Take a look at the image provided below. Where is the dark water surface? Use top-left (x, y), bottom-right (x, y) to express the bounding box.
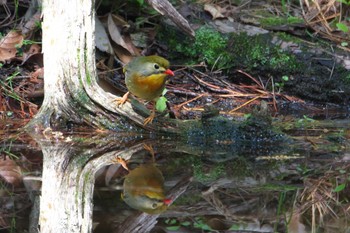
top-left (0, 116), bottom-right (349, 233)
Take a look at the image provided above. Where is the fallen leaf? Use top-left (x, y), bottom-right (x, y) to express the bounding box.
top-left (0, 156), bottom-right (23, 187)
top-left (287, 212), bottom-right (306, 233)
top-left (0, 216), bottom-right (9, 229)
top-left (95, 16), bottom-right (114, 54)
top-left (112, 45), bottom-right (133, 64)
top-left (107, 14), bottom-right (139, 56)
top-left (0, 31), bottom-right (23, 62)
top-left (109, 14), bottom-right (130, 28)
top-left (204, 4), bottom-right (225, 20)
top-left (21, 44), bottom-right (43, 67)
top-left (29, 67), bottom-right (44, 83)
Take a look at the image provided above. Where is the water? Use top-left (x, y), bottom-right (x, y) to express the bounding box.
top-left (0, 116), bottom-right (349, 233)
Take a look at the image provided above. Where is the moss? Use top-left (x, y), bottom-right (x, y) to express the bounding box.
top-left (193, 159), bottom-right (225, 183)
top-left (174, 193), bottom-right (202, 205)
top-left (159, 26), bottom-right (233, 69)
top-left (260, 16), bottom-right (303, 27)
top-left (276, 32), bottom-right (301, 43)
top-left (83, 48), bottom-right (92, 85)
top-left (228, 33), bottom-right (301, 73)
top-left (229, 157), bottom-right (251, 177)
top-left (159, 26), bottom-right (301, 74)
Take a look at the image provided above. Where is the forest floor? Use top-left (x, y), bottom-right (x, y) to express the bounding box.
top-left (0, 0), bottom-right (349, 121)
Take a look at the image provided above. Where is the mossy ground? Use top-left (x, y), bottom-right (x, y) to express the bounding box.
top-left (159, 25), bottom-right (350, 105)
top-left (259, 16), bottom-right (304, 27)
top-left (159, 26), bottom-right (301, 74)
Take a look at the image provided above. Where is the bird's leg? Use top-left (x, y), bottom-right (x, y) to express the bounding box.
top-left (143, 104), bottom-right (156, 125)
top-left (114, 91), bottom-right (129, 107)
top-left (143, 144), bottom-right (155, 162)
top-left (111, 156), bottom-right (129, 171)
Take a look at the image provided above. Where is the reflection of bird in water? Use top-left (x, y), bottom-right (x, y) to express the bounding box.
top-left (116, 154), bottom-right (171, 214)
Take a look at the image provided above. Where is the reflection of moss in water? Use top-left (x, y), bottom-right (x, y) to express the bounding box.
top-left (229, 157), bottom-right (251, 177)
top-left (327, 130), bottom-right (346, 144)
top-left (174, 192), bottom-right (203, 206)
top-left (193, 158), bottom-right (225, 183)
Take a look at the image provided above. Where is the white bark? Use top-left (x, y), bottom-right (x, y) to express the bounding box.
top-left (29, 0), bottom-right (146, 131)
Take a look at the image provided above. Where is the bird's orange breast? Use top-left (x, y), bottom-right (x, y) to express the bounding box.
top-left (126, 73), bottom-right (167, 101)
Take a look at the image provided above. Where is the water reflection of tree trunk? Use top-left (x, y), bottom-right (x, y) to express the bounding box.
top-left (34, 133), bottom-right (192, 233)
top-left (37, 135), bottom-right (145, 232)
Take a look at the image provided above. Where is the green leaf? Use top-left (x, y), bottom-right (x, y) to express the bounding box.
top-left (156, 96), bottom-right (167, 112)
top-left (336, 23), bottom-right (349, 33)
top-left (341, 42), bottom-right (348, 47)
top-left (166, 225), bottom-right (180, 231)
top-left (136, 0), bottom-right (144, 6)
top-left (303, 115), bottom-right (315, 122)
top-left (181, 221), bottom-right (191, 226)
top-left (339, 169), bottom-right (346, 174)
top-left (336, 0), bottom-right (350, 4)
top-left (282, 75), bottom-right (289, 81)
top-left (333, 183), bottom-right (346, 192)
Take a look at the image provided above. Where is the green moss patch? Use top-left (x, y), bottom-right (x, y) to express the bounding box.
top-left (260, 16), bottom-right (304, 27)
top-left (160, 26), bottom-right (301, 74)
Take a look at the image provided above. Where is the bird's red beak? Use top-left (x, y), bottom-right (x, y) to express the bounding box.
top-left (163, 198), bottom-right (172, 205)
top-left (164, 69), bottom-right (174, 76)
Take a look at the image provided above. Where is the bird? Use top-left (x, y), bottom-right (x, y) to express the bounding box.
top-left (117, 55), bottom-right (174, 125)
top-left (120, 161), bottom-right (171, 214)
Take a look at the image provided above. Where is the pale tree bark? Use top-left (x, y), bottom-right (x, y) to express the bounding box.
top-left (25, 0), bottom-right (137, 131)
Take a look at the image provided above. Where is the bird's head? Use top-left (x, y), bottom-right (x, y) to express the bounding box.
top-left (124, 55), bottom-right (174, 77)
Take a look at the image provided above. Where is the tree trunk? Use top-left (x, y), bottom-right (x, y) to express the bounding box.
top-left (24, 0), bottom-right (150, 131)
top-left (24, 0), bottom-right (193, 133)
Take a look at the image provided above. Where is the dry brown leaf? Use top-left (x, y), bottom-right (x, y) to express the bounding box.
top-left (0, 156), bottom-right (23, 187)
top-left (107, 14), bottom-right (139, 56)
top-left (21, 44), bottom-right (43, 67)
top-left (112, 45), bottom-right (133, 64)
top-left (0, 216), bottom-right (9, 229)
top-left (109, 14), bottom-right (129, 28)
top-left (204, 4), bottom-right (225, 20)
top-left (0, 31), bottom-right (23, 62)
top-left (287, 212), bottom-right (306, 233)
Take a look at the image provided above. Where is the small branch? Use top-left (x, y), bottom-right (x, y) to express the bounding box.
top-left (146, 0), bottom-right (195, 37)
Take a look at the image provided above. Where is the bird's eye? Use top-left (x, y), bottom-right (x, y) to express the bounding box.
top-left (152, 203), bottom-right (158, 209)
top-left (154, 64), bottom-right (160, 69)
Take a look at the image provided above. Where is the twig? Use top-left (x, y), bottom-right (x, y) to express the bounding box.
top-left (229, 95), bottom-right (265, 113)
top-left (236, 69), bottom-right (264, 89)
top-left (173, 93), bottom-right (207, 110)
